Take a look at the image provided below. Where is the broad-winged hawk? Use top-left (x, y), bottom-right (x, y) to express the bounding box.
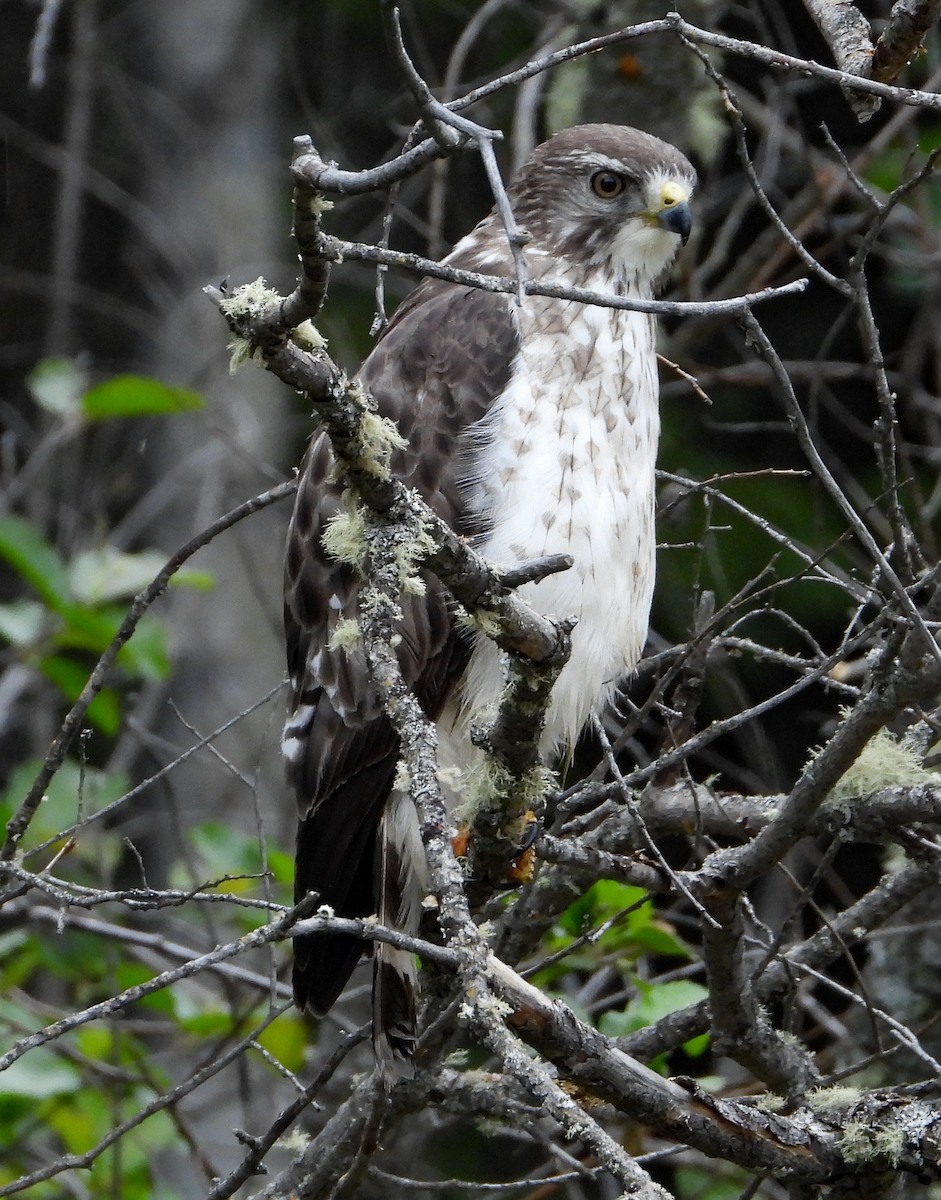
top-left (283, 124), bottom-right (695, 1072)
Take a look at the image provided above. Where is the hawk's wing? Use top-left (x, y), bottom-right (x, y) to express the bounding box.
top-left (284, 277), bottom-right (520, 1015)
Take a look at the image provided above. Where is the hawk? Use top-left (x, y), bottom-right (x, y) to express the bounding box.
top-left (283, 124), bottom-right (695, 1073)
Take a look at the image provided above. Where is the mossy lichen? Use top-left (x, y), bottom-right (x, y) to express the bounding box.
top-left (806, 1086), bottom-right (862, 1113)
top-left (822, 718), bottom-right (935, 802)
top-left (352, 401), bottom-right (407, 479)
top-left (394, 518), bottom-right (436, 596)
top-left (393, 759), bottom-right (411, 794)
top-left (226, 336), bottom-right (264, 375)
top-left (457, 609), bottom-right (505, 640)
top-left (292, 320), bottom-right (327, 352)
top-left (219, 278), bottom-right (282, 374)
top-left (322, 503), bottom-right (368, 569)
top-left (219, 277), bottom-right (280, 319)
top-left (328, 618), bottom-right (361, 651)
top-left (840, 1118), bottom-right (905, 1167)
top-left (455, 755), bottom-right (554, 829)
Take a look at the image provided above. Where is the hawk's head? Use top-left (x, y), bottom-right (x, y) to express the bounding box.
top-left (509, 123), bottom-right (696, 284)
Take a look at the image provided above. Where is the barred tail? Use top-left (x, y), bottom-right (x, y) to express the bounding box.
top-left (373, 790), bottom-right (425, 1079)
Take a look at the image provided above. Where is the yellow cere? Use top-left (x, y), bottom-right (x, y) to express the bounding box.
top-left (659, 180), bottom-right (688, 209)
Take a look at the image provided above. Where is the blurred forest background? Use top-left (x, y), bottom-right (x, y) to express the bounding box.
top-left (2, 1), bottom-right (941, 1198)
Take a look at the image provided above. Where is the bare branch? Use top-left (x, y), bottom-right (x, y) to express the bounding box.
top-left (801, 0), bottom-right (880, 119)
top-left (873, 0), bottom-right (941, 83)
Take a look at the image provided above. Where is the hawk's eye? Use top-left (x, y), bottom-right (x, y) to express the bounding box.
top-left (590, 170), bottom-right (627, 199)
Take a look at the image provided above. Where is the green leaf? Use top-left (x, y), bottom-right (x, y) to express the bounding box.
top-left (0, 1052), bottom-right (80, 1099)
top-left (178, 1010), bottom-right (236, 1037)
top-left (37, 655), bottom-right (121, 735)
top-left (0, 517), bottom-right (71, 609)
top-left (68, 547), bottom-right (168, 604)
top-left (114, 963), bottom-right (175, 1015)
top-left (0, 600), bottom-right (46, 646)
top-left (53, 605), bottom-right (170, 682)
top-left (26, 357), bottom-right (87, 417)
top-left (265, 847), bottom-right (295, 889)
top-left (187, 820), bottom-right (266, 881)
top-left (0, 758), bottom-right (129, 849)
top-left (558, 881), bottom-right (647, 937)
top-left (116, 616), bottom-right (170, 680)
top-left (599, 978), bottom-right (709, 1041)
top-left (67, 549), bottom-right (209, 603)
top-left (48, 1091), bottom-right (107, 1153)
top-left (172, 569), bottom-right (215, 592)
top-left (81, 375), bottom-right (204, 420)
top-left (256, 1011), bottom-right (307, 1073)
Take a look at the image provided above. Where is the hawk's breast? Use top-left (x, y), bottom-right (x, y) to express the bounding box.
top-left (452, 291), bottom-right (661, 760)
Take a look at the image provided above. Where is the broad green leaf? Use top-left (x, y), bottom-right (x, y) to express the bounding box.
top-left (559, 881), bottom-right (648, 937)
top-left (627, 921), bottom-right (693, 959)
top-left (171, 568), bottom-right (215, 591)
top-left (257, 1011), bottom-right (307, 1073)
top-left (81, 375), bottom-right (204, 420)
top-left (69, 547), bottom-right (168, 604)
top-left (0, 758), bottom-right (128, 848)
top-left (75, 1028), bottom-right (115, 1060)
top-left (187, 819), bottom-right (266, 880)
top-left (69, 547), bottom-right (212, 604)
top-left (266, 847), bottom-right (295, 889)
top-left (114, 963), bottom-right (175, 1015)
top-left (599, 979), bottom-right (709, 1040)
top-left (0, 517), bottom-right (71, 609)
top-left (0, 600), bottom-right (46, 646)
top-left (178, 1009), bottom-right (236, 1036)
top-left (47, 1091), bottom-right (107, 1154)
top-left (0, 930), bottom-right (40, 991)
top-left (116, 616), bottom-right (170, 680)
top-left (0, 1052), bottom-right (80, 1099)
top-left (53, 604), bottom-right (170, 681)
top-left (37, 655), bottom-right (121, 735)
top-left (26, 357), bottom-right (87, 417)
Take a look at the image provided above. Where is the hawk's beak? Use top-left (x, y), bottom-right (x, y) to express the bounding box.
top-left (656, 181), bottom-right (692, 244)
top-left (658, 201), bottom-right (692, 244)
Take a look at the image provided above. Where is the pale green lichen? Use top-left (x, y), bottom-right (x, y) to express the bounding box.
top-left (840, 1118), bottom-right (905, 1167)
top-left (458, 609), bottom-right (505, 640)
top-left (826, 721), bottom-right (936, 802)
top-left (459, 993), bottom-right (512, 1022)
top-left (226, 336), bottom-right (264, 375)
top-left (322, 502), bottom-right (368, 569)
top-left (292, 320), bottom-right (327, 352)
top-left (454, 755), bottom-right (554, 827)
top-left (435, 765), bottom-right (465, 794)
top-left (353, 402), bottom-right (407, 478)
top-left (219, 277), bottom-right (280, 319)
top-left (806, 1086), bottom-right (862, 1113)
top-left (328, 618), bottom-right (361, 651)
top-left (280, 1130), bottom-right (311, 1152)
top-left (394, 519), bottom-right (436, 596)
top-left (393, 759), bottom-right (411, 794)
top-left (309, 195), bottom-right (335, 216)
top-left (753, 1094), bottom-right (786, 1113)
top-left (219, 278), bottom-right (282, 374)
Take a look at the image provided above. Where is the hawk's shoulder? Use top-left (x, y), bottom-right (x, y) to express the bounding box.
top-left (283, 264), bottom-right (521, 803)
top-left (284, 260), bottom-right (521, 1014)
